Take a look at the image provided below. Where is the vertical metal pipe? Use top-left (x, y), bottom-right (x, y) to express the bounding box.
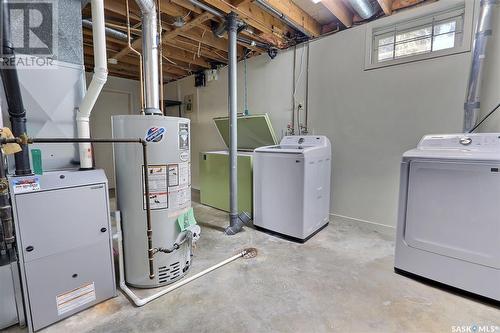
top-left (463, 0), bottom-right (496, 132)
top-left (0, 0), bottom-right (31, 175)
top-left (225, 12), bottom-right (241, 235)
top-left (135, 0), bottom-right (161, 114)
top-left (291, 45), bottom-right (296, 135)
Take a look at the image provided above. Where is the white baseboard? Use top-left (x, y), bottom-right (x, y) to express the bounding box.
top-left (331, 214), bottom-right (395, 238)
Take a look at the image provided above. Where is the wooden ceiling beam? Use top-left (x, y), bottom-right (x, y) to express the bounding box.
top-left (163, 47), bottom-right (211, 68)
top-left (165, 38), bottom-right (227, 62)
top-left (254, 0), bottom-right (322, 37)
top-left (85, 56), bottom-right (186, 80)
top-left (158, 0), bottom-right (192, 17)
top-left (377, 0), bottom-right (393, 15)
top-left (175, 0), bottom-right (288, 46)
top-left (112, 11), bottom-right (212, 62)
top-left (85, 43), bottom-right (194, 77)
top-left (231, 0), bottom-right (253, 7)
top-left (104, 0), bottom-right (141, 20)
top-left (321, 0), bottom-right (353, 27)
top-left (163, 65), bottom-right (191, 76)
top-left (170, 0), bottom-right (204, 14)
top-left (163, 11), bottom-right (213, 41)
top-left (106, 0), bottom-right (190, 18)
top-left (392, 0), bottom-right (425, 11)
top-left (178, 26), bottom-right (229, 52)
top-left (197, 22), bottom-right (261, 53)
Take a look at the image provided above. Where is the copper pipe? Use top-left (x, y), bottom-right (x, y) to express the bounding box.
top-left (126, 0), bottom-right (145, 114)
top-left (157, 0), bottom-right (164, 115)
top-left (105, 22), bottom-right (142, 34)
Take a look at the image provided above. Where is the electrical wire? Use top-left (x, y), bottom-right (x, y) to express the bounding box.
top-left (468, 102), bottom-right (500, 133)
top-left (243, 48), bottom-right (250, 116)
top-left (292, 44), bottom-right (306, 134)
top-left (165, 11), bottom-right (192, 25)
top-left (162, 55), bottom-right (178, 65)
top-left (293, 44), bottom-right (306, 103)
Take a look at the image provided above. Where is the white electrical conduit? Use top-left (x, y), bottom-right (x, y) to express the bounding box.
top-left (115, 211), bottom-right (253, 307)
top-left (77, 0), bottom-right (108, 169)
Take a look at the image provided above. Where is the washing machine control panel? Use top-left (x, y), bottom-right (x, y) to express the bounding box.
top-left (280, 136), bottom-right (329, 148)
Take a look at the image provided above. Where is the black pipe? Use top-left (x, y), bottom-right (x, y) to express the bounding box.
top-left (0, 0), bottom-right (31, 175)
top-left (0, 136), bottom-right (156, 279)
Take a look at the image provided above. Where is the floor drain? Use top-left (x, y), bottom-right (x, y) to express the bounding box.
top-left (242, 248), bottom-right (258, 259)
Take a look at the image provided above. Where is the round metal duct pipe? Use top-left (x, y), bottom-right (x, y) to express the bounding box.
top-left (347, 0), bottom-right (377, 19)
top-left (135, 0), bottom-right (161, 114)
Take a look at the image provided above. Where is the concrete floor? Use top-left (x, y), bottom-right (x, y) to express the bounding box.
top-left (5, 195), bottom-right (500, 333)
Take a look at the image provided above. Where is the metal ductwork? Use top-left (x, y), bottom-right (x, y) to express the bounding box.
top-left (463, 0), bottom-right (496, 132)
top-left (135, 0), bottom-right (161, 114)
top-left (0, 0), bottom-right (31, 175)
top-left (347, 0), bottom-right (377, 20)
top-left (237, 35), bottom-right (272, 51)
top-left (82, 19), bottom-right (129, 41)
top-left (188, 0), bottom-right (224, 18)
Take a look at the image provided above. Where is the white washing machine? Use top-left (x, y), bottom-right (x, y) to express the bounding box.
top-left (395, 133), bottom-right (500, 301)
top-left (253, 136), bottom-right (331, 242)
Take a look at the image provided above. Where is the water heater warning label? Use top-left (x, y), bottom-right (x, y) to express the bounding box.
top-left (168, 164), bottom-right (179, 187)
top-left (179, 163), bottom-right (190, 186)
top-left (142, 165), bottom-right (168, 210)
top-left (56, 282), bottom-right (96, 316)
top-left (179, 123), bottom-right (189, 150)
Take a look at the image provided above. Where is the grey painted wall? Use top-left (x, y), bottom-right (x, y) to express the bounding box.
top-left (165, 0), bottom-right (500, 230)
top-left (164, 49), bottom-right (296, 190)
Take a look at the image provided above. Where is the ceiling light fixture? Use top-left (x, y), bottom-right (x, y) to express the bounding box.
top-left (311, 0), bottom-right (321, 3)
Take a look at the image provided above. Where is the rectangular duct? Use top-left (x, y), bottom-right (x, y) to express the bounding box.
top-left (0, 0), bottom-right (85, 171)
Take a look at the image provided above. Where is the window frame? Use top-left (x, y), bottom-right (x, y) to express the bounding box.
top-left (364, 0), bottom-right (475, 70)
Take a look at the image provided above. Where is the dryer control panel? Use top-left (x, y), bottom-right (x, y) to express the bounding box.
top-left (418, 133), bottom-right (500, 151)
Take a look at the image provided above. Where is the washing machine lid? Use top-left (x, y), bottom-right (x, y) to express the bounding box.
top-left (404, 133), bottom-right (500, 161)
top-left (255, 135), bottom-right (331, 154)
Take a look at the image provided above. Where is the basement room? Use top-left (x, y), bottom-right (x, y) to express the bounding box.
top-left (0, 0), bottom-right (499, 332)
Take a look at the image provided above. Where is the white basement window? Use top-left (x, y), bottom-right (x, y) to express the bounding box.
top-left (366, 3), bottom-right (471, 69)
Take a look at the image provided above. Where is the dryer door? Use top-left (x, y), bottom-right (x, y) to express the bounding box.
top-left (405, 160), bottom-right (500, 268)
